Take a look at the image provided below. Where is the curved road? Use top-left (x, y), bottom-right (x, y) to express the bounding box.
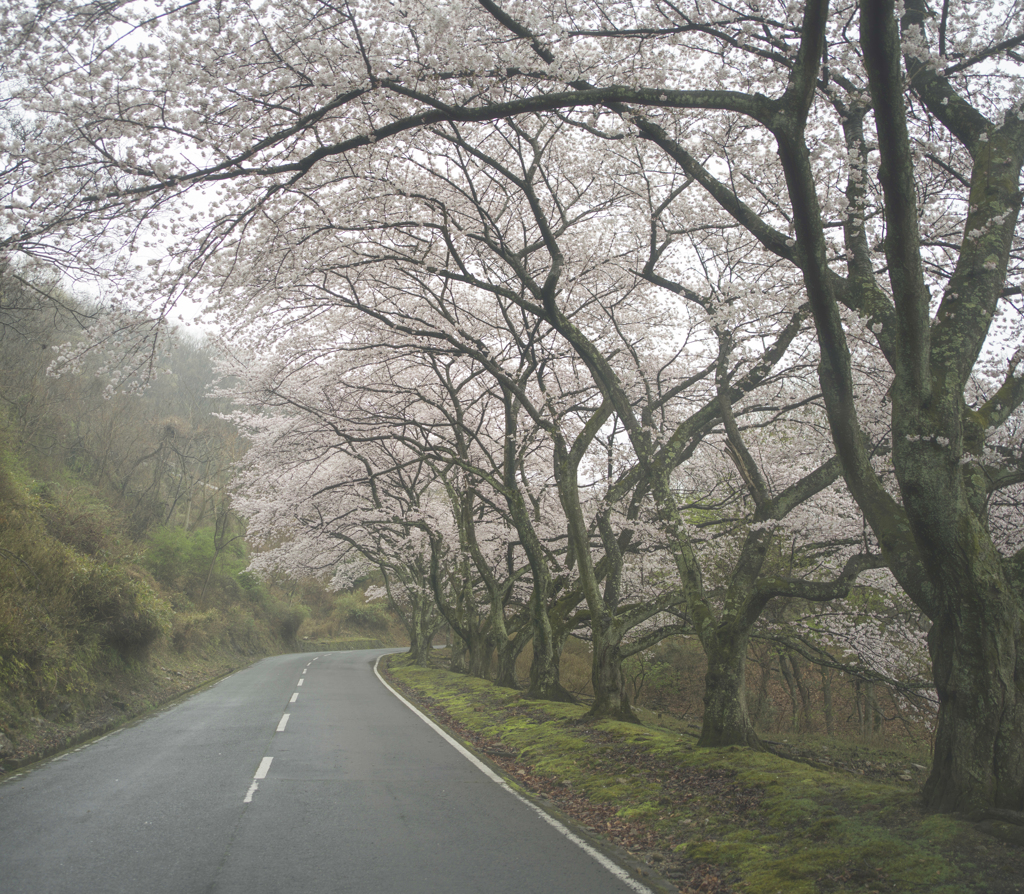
top-left (0, 649), bottom-right (655, 893)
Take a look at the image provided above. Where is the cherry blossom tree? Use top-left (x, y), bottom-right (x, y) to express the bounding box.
top-left (222, 300), bottom-right (565, 678)
top-left (225, 341), bottom-right (455, 663)
top-left (208, 111), bottom-right (886, 737)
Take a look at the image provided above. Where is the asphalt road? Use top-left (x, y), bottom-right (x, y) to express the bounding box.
top-left (0, 649), bottom-right (655, 894)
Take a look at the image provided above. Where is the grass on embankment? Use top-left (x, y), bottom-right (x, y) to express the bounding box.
top-left (383, 654), bottom-right (1024, 894)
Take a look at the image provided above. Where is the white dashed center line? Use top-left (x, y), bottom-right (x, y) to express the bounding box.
top-left (243, 756), bottom-right (274, 803)
top-left (242, 659), bottom-right (319, 806)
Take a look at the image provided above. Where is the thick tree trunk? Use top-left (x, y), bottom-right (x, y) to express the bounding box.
top-left (850, 0), bottom-right (1024, 813)
top-left (853, 681), bottom-right (877, 738)
top-left (698, 628), bottom-right (762, 749)
top-left (407, 603), bottom-right (435, 666)
top-left (586, 629), bottom-right (638, 723)
top-left (896, 440), bottom-right (1024, 812)
top-left (751, 650), bottom-right (774, 728)
top-left (493, 634), bottom-right (522, 689)
top-left (820, 666), bottom-right (835, 738)
top-left (779, 651), bottom-right (800, 729)
top-left (923, 586), bottom-right (1024, 813)
top-left (446, 632), bottom-right (466, 672)
top-left (465, 628), bottom-right (494, 679)
top-left (813, 337), bottom-right (1024, 809)
top-left (526, 586), bottom-right (555, 698)
top-left (487, 579), bottom-right (521, 689)
top-left (527, 623), bottom-right (574, 702)
top-left (526, 598), bottom-right (573, 700)
top-left (790, 654), bottom-right (813, 732)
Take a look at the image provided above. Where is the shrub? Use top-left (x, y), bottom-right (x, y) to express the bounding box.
top-left (142, 526), bottom-right (212, 590)
top-left (74, 562), bottom-right (170, 660)
top-left (142, 525), bottom-right (251, 606)
top-left (221, 605), bottom-right (272, 655)
top-left (270, 602), bottom-right (308, 645)
top-left (333, 593), bottom-right (391, 632)
top-left (0, 461), bottom-right (105, 699)
top-left (37, 481), bottom-right (123, 557)
top-left (170, 610), bottom-right (222, 654)
top-left (237, 571), bottom-right (269, 602)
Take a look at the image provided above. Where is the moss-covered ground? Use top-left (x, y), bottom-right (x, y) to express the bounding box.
top-left (383, 654), bottom-right (1024, 894)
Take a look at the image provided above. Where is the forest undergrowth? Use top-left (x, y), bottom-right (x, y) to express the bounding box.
top-left (382, 654), bottom-right (1024, 894)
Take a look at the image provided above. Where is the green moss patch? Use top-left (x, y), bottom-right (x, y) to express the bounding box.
top-left (385, 655), bottom-right (1023, 894)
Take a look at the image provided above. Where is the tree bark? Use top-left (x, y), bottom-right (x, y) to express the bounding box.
top-left (586, 622), bottom-right (639, 723)
top-left (464, 627), bottom-right (494, 679)
top-left (779, 651), bottom-right (801, 731)
top-left (789, 654), bottom-right (813, 732)
top-left (698, 626), bottom-right (762, 748)
top-left (493, 633), bottom-right (522, 689)
top-left (407, 601), bottom-right (436, 666)
top-left (525, 583), bottom-right (556, 697)
top-left (922, 571), bottom-right (1024, 812)
top-left (820, 665), bottom-right (835, 738)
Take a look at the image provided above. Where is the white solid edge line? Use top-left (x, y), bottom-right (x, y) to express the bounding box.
top-left (372, 655), bottom-right (654, 894)
top-left (277, 713), bottom-right (290, 732)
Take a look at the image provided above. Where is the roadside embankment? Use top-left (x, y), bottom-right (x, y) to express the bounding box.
top-left (382, 654), bottom-right (1024, 894)
top-left (0, 645), bottom-right (253, 772)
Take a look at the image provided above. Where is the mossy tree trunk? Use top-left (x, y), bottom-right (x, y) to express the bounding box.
top-left (788, 654), bottom-right (813, 732)
top-left (485, 388), bottom-right (575, 702)
top-left (527, 600), bottom-right (567, 700)
top-left (917, 533), bottom-right (1024, 812)
top-left (488, 596), bottom-right (527, 689)
top-left (698, 625), bottom-right (761, 748)
top-left (448, 633), bottom-right (467, 673)
top-left (460, 470), bottom-right (529, 691)
top-left (493, 632), bottom-right (523, 689)
top-left (379, 564), bottom-right (437, 667)
top-left (586, 621), bottom-right (638, 723)
top-left (407, 595), bottom-right (437, 667)
top-left (423, 524), bottom-right (493, 679)
top-left (465, 629), bottom-right (494, 678)
top-left (685, 368), bottom-right (856, 750)
top-left (441, 603), bottom-right (492, 678)
top-left (504, 455), bottom-right (571, 701)
top-left (551, 424), bottom-right (639, 722)
top-left (820, 666), bottom-right (835, 738)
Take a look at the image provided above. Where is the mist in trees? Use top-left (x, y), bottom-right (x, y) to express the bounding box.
top-left (2, 0), bottom-right (1022, 815)
top-left (0, 266), bottom-right (238, 538)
